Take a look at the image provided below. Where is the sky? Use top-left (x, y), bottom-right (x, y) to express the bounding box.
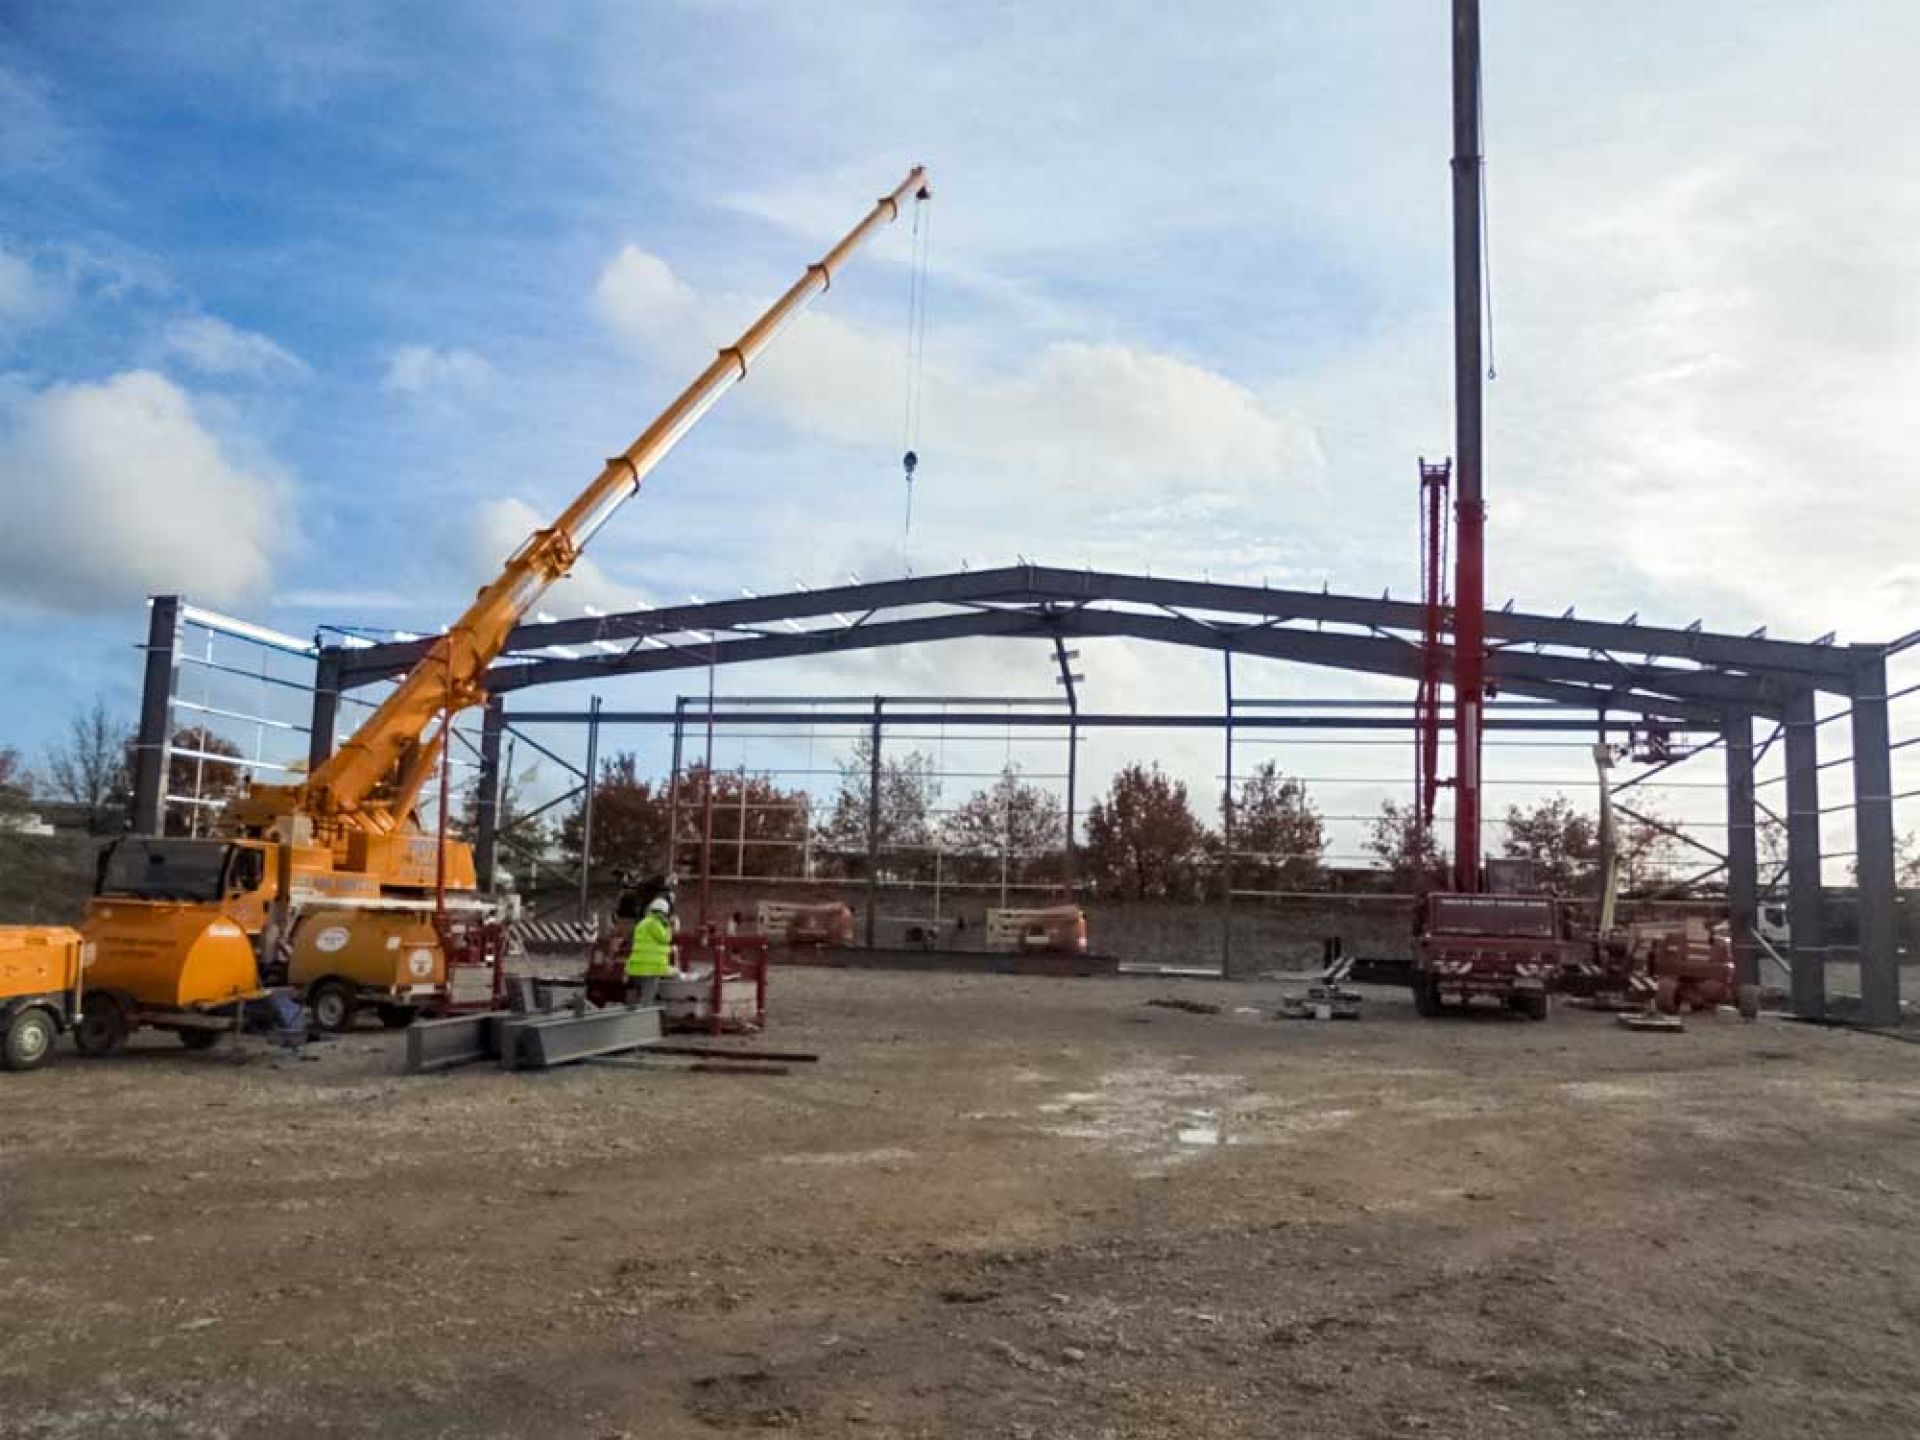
top-left (1, 1), bottom-right (1916, 870)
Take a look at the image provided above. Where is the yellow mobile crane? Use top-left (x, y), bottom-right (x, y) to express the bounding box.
top-left (69, 167), bottom-right (930, 1053)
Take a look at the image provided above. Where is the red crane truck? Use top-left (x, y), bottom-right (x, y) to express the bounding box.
top-left (1412, 892), bottom-right (1568, 1021)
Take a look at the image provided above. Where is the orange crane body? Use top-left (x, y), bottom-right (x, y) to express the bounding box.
top-left (60, 168), bottom-right (929, 1051)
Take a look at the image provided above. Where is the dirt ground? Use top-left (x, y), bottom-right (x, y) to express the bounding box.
top-left (3, 970), bottom-right (1918, 1440)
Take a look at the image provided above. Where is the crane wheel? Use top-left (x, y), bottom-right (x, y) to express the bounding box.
top-left (1514, 990), bottom-right (1550, 1022)
top-left (1412, 976), bottom-right (1443, 1018)
top-left (377, 1004), bottom-right (417, 1030)
top-left (178, 1027), bottom-right (222, 1051)
top-left (2, 1008), bottom-right (57, 1072)
top-left (74, 997), bottom-right (129, 1057)
top-left (1653, 978), bottom-right (1680, 1016)
top-left (308, 980), bottom-right (358, 1034)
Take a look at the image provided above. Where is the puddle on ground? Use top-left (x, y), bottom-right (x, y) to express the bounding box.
top-left (1036, 1066), bottom-right (1355, 1168)
top-left (770, 1147), bottom-right (915, 1167)
top-left (1562, 1080), bottom-right (1669, 1103)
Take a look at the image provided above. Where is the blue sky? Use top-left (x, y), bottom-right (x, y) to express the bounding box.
top-left (2, 1), bottom-right (1917, 862)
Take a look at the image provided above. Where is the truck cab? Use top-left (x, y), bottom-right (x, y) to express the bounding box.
top-left (1412, 892), bottom-right (1567, 1020)
top-left (90, 836), bottom-right (276, 932)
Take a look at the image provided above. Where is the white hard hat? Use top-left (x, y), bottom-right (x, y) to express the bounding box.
top-left (646, 896), bottom-right (672, 915)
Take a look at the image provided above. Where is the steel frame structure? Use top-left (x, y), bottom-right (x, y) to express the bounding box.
top-left (496, 692), bottom-right (1654, 969)
top-left (132, 567), bottom-right (1911, 1023)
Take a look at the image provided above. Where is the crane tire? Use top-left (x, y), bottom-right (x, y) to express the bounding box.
top-left (2, 1008), bottom-right (57, 1071)
top-left (74, 996), bottom-right (129, 1057)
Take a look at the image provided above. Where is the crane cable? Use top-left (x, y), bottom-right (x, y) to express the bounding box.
top-left (900, 190), bottom-right (933, 545)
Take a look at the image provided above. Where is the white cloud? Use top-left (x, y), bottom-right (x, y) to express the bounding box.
top-left (0, 246), bottom-right (55, 335)
top-left (0, 370), bottom-right (287, 612)
top-left (592, 247), bottom-right (1320, 510)
top-left (382, 344), bottom-right (491, 399)
top-left (594, 245), bottom-right (698, 339)
top-left (163, 314), bottom-right (309, 380)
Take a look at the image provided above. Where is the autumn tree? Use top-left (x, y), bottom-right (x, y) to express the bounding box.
top-left (453, 745), bottom-right (553, 882)
top-left (667, 763), bottom-right (811, 879)
top-left (1366, 799), bottom-right (1447, 892)
top-left (558, 752), bottom-right (669, 877)
top-left (0, 748), bottom-right (28, 816)
top-left (1616, 804), bottom-right (1684, 893)
top-left (1083, 763), bottom-right (1211, 900)
top-left (163, 726), bottom-right (247, 835)
top-left (943, 763), bottom-right (1066, 889)
top-left (1500, 794), bottom-right (1598, 894)
top-left (45, 699), bottom-right (131, 830)
top-left (814, 738), bottom-right (940, 880)
top-left (1225, 761), bottom-right (1325, 891)
top-left (1898, 834), bottom-right (1920, 889)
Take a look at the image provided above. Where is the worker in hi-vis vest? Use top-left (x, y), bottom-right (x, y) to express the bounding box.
top-left (626, 895), bottom-right (675, 1004)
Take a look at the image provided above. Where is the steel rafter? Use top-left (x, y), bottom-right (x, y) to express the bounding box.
top-left (337, 564), bottom-right (1859, 689)
top-left (454, 603), bottom-right (1743, 719)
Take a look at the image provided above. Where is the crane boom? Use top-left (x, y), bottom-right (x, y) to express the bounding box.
top-left (244, 167), bottom-right (929, 843)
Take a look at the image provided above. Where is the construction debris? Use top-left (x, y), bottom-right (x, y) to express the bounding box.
top-left (1144, 997), bottom-right (1222, 1016)
top-left (1277, 983), bottom-right (1363, 1021)
top-left (1617, 1012), bottom-right (1686, 1034)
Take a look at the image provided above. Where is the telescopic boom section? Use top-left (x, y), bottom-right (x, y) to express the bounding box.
top-left (299, 166), bottom-right (931, 830)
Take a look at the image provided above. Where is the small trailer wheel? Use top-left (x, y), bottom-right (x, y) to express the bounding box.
top-left (377, 1004), bottom-right (417, 1030)
top-left (2, 1008), bottom-right (57, 1071)
top-left (308, 980), bottom-right (357, 1033)
top-left (74, 997), bottom-right (129, 1057)
top-left (178, 1027), bottom-right (222, 1051)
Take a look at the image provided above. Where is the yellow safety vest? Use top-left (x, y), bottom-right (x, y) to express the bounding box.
top-left (625, 913), bottom-right (674, 977)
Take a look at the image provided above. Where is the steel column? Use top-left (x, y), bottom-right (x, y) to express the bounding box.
top-left (308, 648), bottom-right (342, 773)
top-left (578, 694), bottom-right (601, 921)
top-left (1847, 647), bottom-right (1900, 1025)
top-left (474, 696), bottom-right (505, 894)
top-left (1783, 689), bottom-right (1827, 1018)
top-left (1450, 0), bottom-right (1487, 892)
top-left (664, 696), bottom-right (685, 875)
top-left (1220, 651), bottom-right (1236, 975)
top-left (1722, 712), bottom-right (1759, 991)
top-left (1064, 720), bottom-right (1079, 895)
top-left (865, 697), bottom-right (883, 948)
top-left (131, 595), bottom-right (183, 835)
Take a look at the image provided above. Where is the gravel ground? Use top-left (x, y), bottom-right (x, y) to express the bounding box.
top-left (2, 969), bottom-right (1918, 1439)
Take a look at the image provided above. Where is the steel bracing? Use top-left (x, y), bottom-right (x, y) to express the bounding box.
top-left (134, 566), bottom-right (1910, 1025)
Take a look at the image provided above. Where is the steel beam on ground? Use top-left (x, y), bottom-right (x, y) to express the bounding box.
top-left (131, 595), bottom-right (183, 835)
top-left (1723, 713), bottom-right (1759, 991)
top-left (502, 1005), bottom-right (664, 1070)
top-left (405, 1011), bottom-right (509, 1073)
top-left (1847, 647), bottom-right (1901, 1026)
top-left (1783, 689), bottom-right (1827, 1019)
